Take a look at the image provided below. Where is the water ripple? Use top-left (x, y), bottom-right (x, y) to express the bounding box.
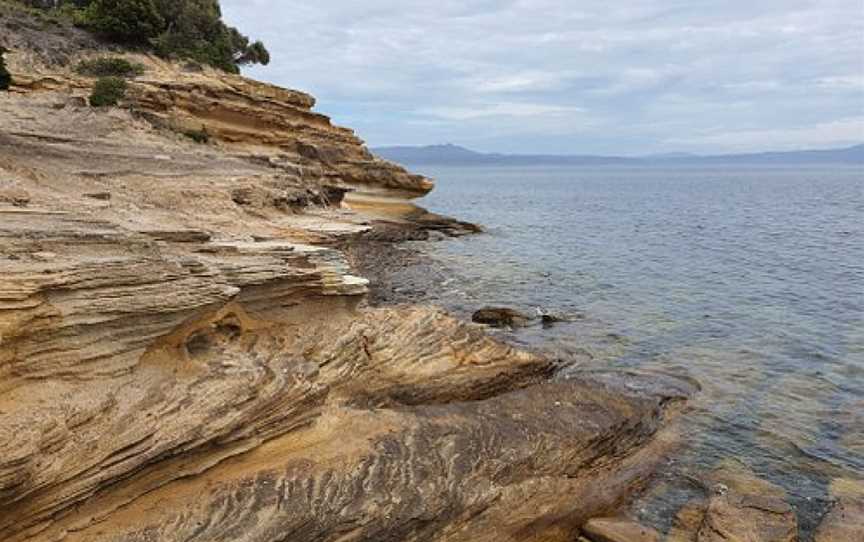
top-left (417, 165), bottom-right (864, 534)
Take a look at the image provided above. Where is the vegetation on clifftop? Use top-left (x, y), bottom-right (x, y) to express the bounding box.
top-left (8, 0), bottom-right (269, 73)
top-left (75, 56), bottom-right (144, 77)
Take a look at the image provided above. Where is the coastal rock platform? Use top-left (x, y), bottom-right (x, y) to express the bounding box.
top-left (1, 20), bottom-right (697, 542)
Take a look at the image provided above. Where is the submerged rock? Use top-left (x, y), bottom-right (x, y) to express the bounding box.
top-left (536, 307), bottom-right (583, 326)
top-left (472, 306), bottom-right (532, 327)
top-left (471, 306), bottom-right (582, 329)
top-left (815, 479), bottom-right (864, 542)
top-left (666, 460), bottom-right (798, 542)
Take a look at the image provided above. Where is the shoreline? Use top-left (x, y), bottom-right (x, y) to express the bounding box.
top-left (0, 39), bottom-right (697, 542)
top-left (387, 164), bottom-right (864, 541)
top-left (4, 8), bottom-right (858, 540)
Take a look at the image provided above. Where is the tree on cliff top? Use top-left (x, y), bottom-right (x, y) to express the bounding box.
top-left (0, 47), bottom-right (11, 91)
top-left (77, 0), bottom-right (165, 44)
top-left (146, 0), bottom-right (270, 73)
top-left (18, 0), bottom-right (271, 73)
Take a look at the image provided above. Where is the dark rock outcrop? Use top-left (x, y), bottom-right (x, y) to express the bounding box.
top-left (472, 307), bottom-right (532, 328)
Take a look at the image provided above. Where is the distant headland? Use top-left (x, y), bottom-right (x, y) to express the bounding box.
top-left (373, 143), bottom-right (864, 166)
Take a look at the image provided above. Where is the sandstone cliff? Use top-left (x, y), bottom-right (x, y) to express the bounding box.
top-left (1, 14), bottom-right (696, 542)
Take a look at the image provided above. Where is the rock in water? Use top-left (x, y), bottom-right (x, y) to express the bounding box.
top-left (472, 307), bottom-right (532, 327)
top-left (815, 479), bottom-right (864, 542)
top-left (666, 460), bottom-right (799, 542)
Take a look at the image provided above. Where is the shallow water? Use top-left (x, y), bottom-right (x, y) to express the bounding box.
top-left (414, 165), bottom-right (864, 537)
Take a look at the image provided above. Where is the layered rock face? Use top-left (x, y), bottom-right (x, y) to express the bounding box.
top-left (3, 18), bottom-right (433, 218)
top-left (1, 23), bottom-right (696, 542)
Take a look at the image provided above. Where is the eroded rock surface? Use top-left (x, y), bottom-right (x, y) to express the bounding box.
top-left (1, 14), bottom-right (697, 542)
top-left (2, 49), bottom-right (430, 197)
top-left (18, 372), bottom-right (693, 542)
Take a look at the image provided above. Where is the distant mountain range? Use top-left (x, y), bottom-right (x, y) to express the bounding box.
top-left (372, 143), bottom-right (864, 166)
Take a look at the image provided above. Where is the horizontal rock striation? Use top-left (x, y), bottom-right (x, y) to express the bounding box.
top-left (1, 15), bottom-right (698, 542)
top-left (38, 373), bottom-right (694, 542)
top-left (1, 23), bottom-right (431, 199)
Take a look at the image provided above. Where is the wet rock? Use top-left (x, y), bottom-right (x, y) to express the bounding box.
top-left (837, 399), bottom-right (864, 457)
top-left (541, 312), bottom-right (566, 324)
top-left (667, 502), bottom-right (710, 541)
top-left (536, 308), bottom-right (583, 326)
top-left (583, 517), bottom-right (660, 542)
top-left (698, 493), bottom-right (797, 542)
top-left (667, 460), bottom-right (798, 542)
top-left (815, 479), bottom-right (864, 542)
top-left (816, 500), bottom-right (864, 542)
top-left (473, 306), bottom-right (532, 327)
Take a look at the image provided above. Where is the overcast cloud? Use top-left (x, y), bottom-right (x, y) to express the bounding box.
top-left (221, 0), bottom-right (864, 155)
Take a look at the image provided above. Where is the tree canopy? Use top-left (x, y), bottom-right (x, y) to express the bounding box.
top-left (78, 0), bottom-right (165, 44)
top-left (14, 0), bottom-right (270, 73)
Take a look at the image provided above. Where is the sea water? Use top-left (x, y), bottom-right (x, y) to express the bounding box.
top-left (415, 164), bottom-right (863, 536)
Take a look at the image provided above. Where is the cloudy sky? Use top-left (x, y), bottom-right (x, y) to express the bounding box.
top-left (221, 0), bottom-right (864, 155)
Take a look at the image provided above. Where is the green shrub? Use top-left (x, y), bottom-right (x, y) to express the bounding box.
top-left (75, 57), bottom-right (144, 77)
top-left (76, 0), bottom-right (165, 44)
top-left (149, 0), bottom-right (270, 74)
top-left (12, 0), bottom-right (270, 73)
top-left (88, 76), bottom-right (127, 107)
top-left (1, 0), bottom-right (75, 26)
top-left (0, 48), bottom-right (11, 91)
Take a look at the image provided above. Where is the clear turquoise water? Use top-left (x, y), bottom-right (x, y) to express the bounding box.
top-left (415, 165), bottom-right (864, 535)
